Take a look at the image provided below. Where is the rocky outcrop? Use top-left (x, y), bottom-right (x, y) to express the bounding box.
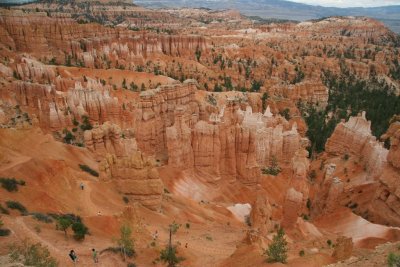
top-left (332, 236), bottom-right (353, 261)
top-left (368, 121), bottom-right (400, 226)
top-left (84, 122), bottom-right (137, 161)
top-left (250, 188), bottom-right (273, 235)
top-left (282, 188), bottom-right (303, 228)
top-left (135, 80), bottom-right (199, 160)
top-left (0, 9), bottom-right (206, 68)
top-left (312, 163), bottom-right (345, 216)
top-left (100, 151), bottom-right (163, 210)
top-left (325, 112), bottom-right (388, 180)
top-left (166, 106), bottom-right (194, 168)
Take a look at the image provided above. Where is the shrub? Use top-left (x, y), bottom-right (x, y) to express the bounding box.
top-left (117, 224), bottom-right (135, 259)
top-left (262, 156), bottom-right (281, 176)
top-left (80, 116), bottom-right (93, 131)
top-left (245, 215), bottom-right (252, 227)
top-left (264, 228), bottom-right (288, 263)
top-left (31, 213), bottom-right (53, 223)
top-left (388, 252), bottom-right (400, 267)
top-left (306, 198), bottom-right (312, 210)
top-left (6, 201), bottom-right (27, 214)
top-left (169, 221), bottom-right (180, 234)
top-left (9, 239), bottom-right (58, 267)
top-left (0, 178), bottom-right (25, 192)
top-left (0, 204), bottom-right (9, 215)
top-left (56, 217), bottom-right (72, 236)
top-left (343, 154), bottom-right (350, 160)
top-left (72, 222), bottom-right (88, 241)
top-left (159, 245), bottom-right (184, 267)
top-left (299, 250), bottom-right (305, 257)
top-left (185, 223), bottom-right (190, 229)
top-left (78, 164), bottom-right (99, 177)
top-left (123, 196), bottom-right (129, 204)
top-left (327, 239), bottom-right (332, 247)
top-left (0, 228), bottom-right (11, 236)
top-left (127, 263), bottom-right (137, 267)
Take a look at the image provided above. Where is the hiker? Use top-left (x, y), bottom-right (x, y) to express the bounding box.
top-left (69, 250), bottom-right (77, 265)
top-left (92, 248), bottom-right (99, 263)
top-left (80, 182), bottom-right (84, 190)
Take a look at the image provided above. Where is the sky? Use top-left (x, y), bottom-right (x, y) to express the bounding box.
top-left (288, 0), bottom-right (400, 7)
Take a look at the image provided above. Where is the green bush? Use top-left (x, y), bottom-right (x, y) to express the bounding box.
top-left (72, 222), bottom-right (88, 241)
top-left (262, 157), bottom-right (281, 176)
top-left (79, 164), bottom-right (99, 177)
top-left (123, 196), bottom-right (129, 204)
top-left (299, 250), bottom-right (305, 257)
top-left (31, 213), bottom-right (53, 223)
top-left (6, 201), bottom-right (27, 214)
top-left (0, 228), bottom-right (11, 236)
top-left (0, 204), bottom-right (9, 214)
top-left (9, 240), bottom-right (58, 267)
top-left (388, 252), bottom-right (400, 267)
top-left (159, 245), bottom-right (184, 267)
top-left (0, 178), bottom-right (25, 192)
top-left (127, 263), bottom-right (137, 267)
top-left (264, 228), bottom-right (288, 263)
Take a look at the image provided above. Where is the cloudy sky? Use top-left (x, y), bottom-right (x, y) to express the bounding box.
top-left (289, 0), bottom-right (400, 7)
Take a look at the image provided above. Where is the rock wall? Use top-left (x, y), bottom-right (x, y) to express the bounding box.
top-left (325, 112), bottom-right (388, 180)
top-left (135, 80), bottom-right (199, 160)
top-left (368, 121), bottom-right (400, 226)
top-left (100, 151), bottom-right (163, 210)
top-left (0, 9), bottom-right (206, 67)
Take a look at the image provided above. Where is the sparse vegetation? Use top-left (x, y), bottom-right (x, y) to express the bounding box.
top-left (0, 218), bottom-right (11, 236)
top-left (0, 204), bottom-right (9, 215)
top-left (78, 164), bottom-right (99, 177)
top-left (0, 178), bottom-right (26, 192)
top-left (388, 252), bottom-right (400, 267)
top-left (56, 216), bottom-right (73, 237)
top-left (327, 239), bottom-right (333, 247)
top-left (6, 201), bottom-right (27, 214)
top-left (262, 156), bottom-right (281, 176)
top-left (123, 196), bottom-right (129, 204)
top-left (169, 221), bottom-right (180, 234)
top-left (72, 221), bottom-right (89, 241)
top-left (299, 250), bottom-right (305, 257)
top-left (31, 213), bottom-right (53, 223)
top-left (9, 239), bottom-right (58, 267)
top-left (264, 227), bottom-right (288, 263)
top-left (116, 224), bottom-right (135, 261)
top-left (159, 245), bottom-right (184, 267)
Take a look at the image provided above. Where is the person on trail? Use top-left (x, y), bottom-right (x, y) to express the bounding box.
top-left (80, 183), bottom-right (84, 190)
top-left (69, 250), bottom-right (78, 265)
top-left (92, 248), bottom-right (99, 263)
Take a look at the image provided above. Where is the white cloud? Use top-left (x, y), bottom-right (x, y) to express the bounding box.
top-left (289, 0), bottom-right (400, 7)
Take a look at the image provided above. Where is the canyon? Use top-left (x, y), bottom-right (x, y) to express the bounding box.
top-left (0, 1), bottom-right (400, 267)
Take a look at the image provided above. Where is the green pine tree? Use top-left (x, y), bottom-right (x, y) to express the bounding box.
top-left (264, 227), bottom-right (288, 263)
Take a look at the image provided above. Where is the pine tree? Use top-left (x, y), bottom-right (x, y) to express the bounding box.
top-left (264, 227), bottom-right (288, 263)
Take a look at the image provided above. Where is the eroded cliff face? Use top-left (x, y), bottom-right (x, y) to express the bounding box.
top-left (100, 151), bottom-right (163, 211)
top-left (0, 9), bottom-right (206, 68)
top-left (368, 121), bottom-right (400, 226)
top-left (325, 112), bottom-right (388, 180)
top-left (311, 114), bottom-right (400, 227)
